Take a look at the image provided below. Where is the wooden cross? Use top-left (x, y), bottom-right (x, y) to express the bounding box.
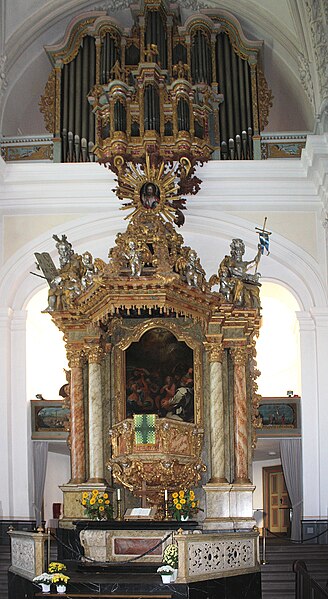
top-left (139, 479), bottom-right (148, 509)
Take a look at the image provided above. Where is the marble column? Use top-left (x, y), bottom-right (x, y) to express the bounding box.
top-left (203, 343), bottom-right (230, 530)
top-left (68, 349), bottom-right (86, 484)
top-left (231, 347), bottom-right (249, 483)
top-left (208, 346), bottom-right (227, 483)
top-left (88, 346), bottom-right (105, 483)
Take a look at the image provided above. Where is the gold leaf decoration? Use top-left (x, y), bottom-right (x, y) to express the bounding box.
top-left (39, 69), bottom-right (56, 134)
top-left (257, 65), bottom-right (273, 131)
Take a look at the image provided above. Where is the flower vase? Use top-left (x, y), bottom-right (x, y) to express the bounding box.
top-left (40, 583), bottom-right (51, 593)
top-left (171, 568), bottom-right (178, 582)
top-left (180, 515), bottom-right (189, 521)
top-left (161, 574), bottom-right (172, 584)
top-left (56, 584), bottom-right (66, 593)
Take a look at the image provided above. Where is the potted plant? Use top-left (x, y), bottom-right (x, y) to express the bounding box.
top-left (32, 572), bottom-right (53, 593)
top-left (168, 489), bottom-right (200, 521)
top-left (51, 573), bottom-right (70, 593)
top-left (162, 543), bottom-right (178, 581)
top-left (81, 489), bottom-right (113, 520)
top-left (157, 564), bottom-right (175, 584)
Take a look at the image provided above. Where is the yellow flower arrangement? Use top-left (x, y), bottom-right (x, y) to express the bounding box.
top-left (48, 562), bottom-right (67, 574)
top-left (168, 489), bottom-right (200, 521)
top-left (51, 573), bottom-right (70, 585)
top-left (81, 490), bottom-right (113, 520)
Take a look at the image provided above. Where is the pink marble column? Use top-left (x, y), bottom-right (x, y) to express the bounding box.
top-left (87, 346), bottom-right (105, 483)
top-left (68, 349), bottom-right (86, 484)
top-left (208, 345), bottom-right (227, 483)
top-left (231, 347), bottom-right (249, 483)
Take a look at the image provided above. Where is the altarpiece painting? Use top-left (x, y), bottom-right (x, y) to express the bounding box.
top-left (125, 327), bottom-right (194, 423)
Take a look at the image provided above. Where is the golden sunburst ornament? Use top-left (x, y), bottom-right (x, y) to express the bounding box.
top-left (113, 154), bottom-right (191, 227)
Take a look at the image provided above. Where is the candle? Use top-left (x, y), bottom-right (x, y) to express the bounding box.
top-left (164, 489), bottom-right (168, 501)
top-left (117, 488), bottom-right (121, 501)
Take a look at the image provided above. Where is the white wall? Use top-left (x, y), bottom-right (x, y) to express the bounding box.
top-left (44, 451), bottom-right (70, 526)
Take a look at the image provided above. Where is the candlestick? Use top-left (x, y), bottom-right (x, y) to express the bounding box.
top-left (164, 491), bottom-right (169, 521)
top-left (116, 489), bottom-right (123, 521)
top-left (262, 526), bottom-right (267, 564)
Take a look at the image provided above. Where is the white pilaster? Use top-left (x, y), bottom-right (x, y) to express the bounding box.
top-left (11, 310), bottom-right (31, 517)
top-left (0, 308), bottom-right (13, 516)
top-left (310, 308), bottom-right (328, 518)
top-left (297, 311), bottom-right (320, 518)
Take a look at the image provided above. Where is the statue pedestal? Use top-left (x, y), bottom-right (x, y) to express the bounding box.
top-left (60, 483), bottom-right (109, 521)
top-left (202, 483), bottom-right (256, 531)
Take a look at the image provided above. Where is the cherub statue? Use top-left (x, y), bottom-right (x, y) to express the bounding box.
top-left (144, 43), bottom-right (159, 62)
top-left (173, 60), bottom-right (190, 80)
top-left (124, 241), bottom-right (143, 277)
top-left (81, 251), bottom-right (96, 290)
top-left (176, 249), bottom-right (206, 289)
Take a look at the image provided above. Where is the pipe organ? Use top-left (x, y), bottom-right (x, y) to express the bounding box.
top-left (40, 1), bottom-right (272, 164)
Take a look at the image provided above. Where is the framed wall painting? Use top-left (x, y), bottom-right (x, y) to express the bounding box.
top-left (256, 396), bottom-right (301, 437)
top-left (31, 400), bottom-right (70, 439)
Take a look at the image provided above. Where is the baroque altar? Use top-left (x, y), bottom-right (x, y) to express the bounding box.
top-left (31, 1), bottom-right (271, 587)
top-left (36, 165), bottom-right (264, 532)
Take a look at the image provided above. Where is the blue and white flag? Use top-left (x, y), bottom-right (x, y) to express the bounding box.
top-left (259, 232), bottom-right (270, 255)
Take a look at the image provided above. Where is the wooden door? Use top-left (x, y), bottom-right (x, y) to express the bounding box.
top-left (263, 465), bottom-right (290, 534)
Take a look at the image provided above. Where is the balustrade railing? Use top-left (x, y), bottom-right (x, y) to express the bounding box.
top-left (293, 560), bottom-right (328, 599)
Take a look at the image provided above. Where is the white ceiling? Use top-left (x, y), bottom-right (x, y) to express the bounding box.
top-left (0, 0), bottom-right (317, 136)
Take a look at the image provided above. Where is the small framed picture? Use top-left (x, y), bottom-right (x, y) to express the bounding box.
top-left (257, 397), bottom-right (301, 437)
top-left (31, 400), bottom-right (70, 440)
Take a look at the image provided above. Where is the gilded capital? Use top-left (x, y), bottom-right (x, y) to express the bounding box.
top-left (67, 348), bottom-right (85, 368)
top-left (230, 346), bottom-right (247, 366)
top-left (87, 345), bottom-right (104, 364)
top-left (206, 343), bottom-right (224, 363)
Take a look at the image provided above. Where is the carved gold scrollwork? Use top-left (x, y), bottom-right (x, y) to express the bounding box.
top-left (257, 65), bottom-right (273, 131)
top-left (107, 416), bottom-right (206, 507)
top-left (39, 69), bottom-right (56, 134)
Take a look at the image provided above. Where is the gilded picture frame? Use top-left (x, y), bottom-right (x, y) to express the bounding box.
top-left (31, 400), bottom-right (70, 440)
top-left (257, 396), bottom-right (301, 437)
top-left (114, 320), bottom-right (203, 426)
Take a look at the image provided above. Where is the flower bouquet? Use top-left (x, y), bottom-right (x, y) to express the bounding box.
top-left (48, 561), bottom-right (67, 574)
top-left (168, 489), bottom-right (199, 521)
top-left (81, 489), bottom-right (113, 520)
top-left (162, 543), bottom-right (178, 569)
top-left (32, 572), bottom-right (52, 593)
top-left (157, 564), bottom-right (175, 583)
top-left (51, 573), bottom-right (70, 593)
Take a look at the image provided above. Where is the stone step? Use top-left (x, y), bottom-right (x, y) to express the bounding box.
top-left (260, 541), bottom-right (328, 599)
